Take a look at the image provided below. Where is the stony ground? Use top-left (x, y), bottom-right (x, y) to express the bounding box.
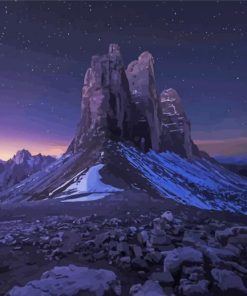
top-left (0, 191), bottom-right (247, 296)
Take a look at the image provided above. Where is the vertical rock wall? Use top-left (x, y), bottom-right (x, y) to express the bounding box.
top-left (159, 88), bottom-right (193, 158)
top-left (126, 52), bottom-right (161, 152)
top-left (68, 44), bottom-right (132, 153)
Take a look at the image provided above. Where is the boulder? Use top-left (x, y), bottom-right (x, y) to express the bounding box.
top-left (179, 279), bottom-right (209, 296)
top-left (137, 230), bottom-right (150, 245)
top-left (161, 211), bottom-right (174, 223)
top-left (145, 251), bottom-right (162, 264)
top-left (164, 247), bottom-right (203, 274)
top-left (150, 271), bottom-right (174, 285)
top-left (49, 236), bottom-right (63, 248)
top-left (129, 280), bottom-right (166, 296)
top-left (132, 258), bottom-right (149, 270)
top-left (215, 226), bottom-right (247, 245)
top-left (7, 264), bottom-right (121, 296)
top-left (132, 244), bottom-right (143, 257)
top-left (94, 232), bottom-right (110, 247)
top-left (211, 268), bottom-right (247, 293)
top-left (117, 242), bottom-right (130, 255)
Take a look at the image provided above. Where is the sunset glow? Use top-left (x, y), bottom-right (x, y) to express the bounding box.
top-left (0, 140), bottom-right (67, 160)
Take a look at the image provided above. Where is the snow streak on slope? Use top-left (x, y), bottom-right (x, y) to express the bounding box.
top-left (52, 164), bottom-right (122, 200)
top-left (118, 144), bottom-right (247, 214)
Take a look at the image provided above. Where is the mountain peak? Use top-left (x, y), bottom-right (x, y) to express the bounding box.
top-left (0, 150), bottom-right (56, 190)
top-left (68, 44), bottom-right (200, 158)
top-left (138, 51), bottom-right (154, 64)
top-left (108, 43), bottom-right (121, 56)
top-left (13, 149), bottom-right (32, 164)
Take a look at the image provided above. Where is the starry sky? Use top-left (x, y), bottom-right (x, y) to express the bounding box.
top-left (0, 1), bottom-right (246, 160)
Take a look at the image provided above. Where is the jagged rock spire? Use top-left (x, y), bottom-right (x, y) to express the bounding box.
top-left (13, 149), bottom-right (32, 165)
top-left (159, 88), bottom-right (192, 158)
top-left (126, 51), bottom-right (161, 152)
top-left (68, 44), bottom-right (132, 153)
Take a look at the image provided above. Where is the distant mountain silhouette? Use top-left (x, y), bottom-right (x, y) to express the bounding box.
top-left (0, 149), bottom-right (55, 190)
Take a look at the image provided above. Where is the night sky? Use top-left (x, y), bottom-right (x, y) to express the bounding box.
top-left (0, 1), bottom-right (247, 160)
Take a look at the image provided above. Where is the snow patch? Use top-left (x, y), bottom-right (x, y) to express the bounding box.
top-left (62, 193), bottom-right (110, 202)
top-left (53, 164), bottom-right (122, 199)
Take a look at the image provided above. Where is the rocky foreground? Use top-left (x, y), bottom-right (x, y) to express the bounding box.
top-left (0, 192), bottom-right (247, 296)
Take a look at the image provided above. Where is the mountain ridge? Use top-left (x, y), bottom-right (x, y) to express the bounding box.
top-left (0, 149), bottom-right (55, 190)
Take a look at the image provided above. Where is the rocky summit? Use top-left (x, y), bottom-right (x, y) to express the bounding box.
top-left (68, 44), bottom-right (200, 158)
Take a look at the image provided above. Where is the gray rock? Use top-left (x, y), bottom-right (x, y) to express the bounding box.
top-left (172, 224), bottom-right (184, 236)
top-left (150, 271), bottom-right (174, 285)
top-left (199, 244), bottom-right (238, 266)
top-left (145, 251), bottom-right (162, 264)
top-left (132, 244), bottom-right (143, 257)
top-left (211, 268), bottom-right (247, 293)
top-left (220, 261), bottom-right (247, 274)
top-left (129, 226), bottom-right (137, 234)
top-left (207, 246), bottom-right (237, 261)
top-left (150, 228), bottom-right (170, 245)
top-left (39, 236), bottom-right (50, 246)
top-left (199, 245), bottom-right (220, 265)
top-left (137, 230), bottom-right (150, 246)
top-left (119, 256), bottom-right (131, 264)
top-left (94, 232), bottom-right (110, 247)
top-left (224, 243), bottom-right (241, 257)
top-left (179, 279), bottom-right (209, 296)
top-left (117, 242), bottom-right (129, 255)
top-left (49, 236), bottom-right (63, 248)
top-left (182, 266), bottom-right (205, 278)
top-left (7, 264), bottom-right (121, 296)
top-left (215, 226), bottom-right (247, 245)
top-left (129, 280), bottom-right (166, 296)
top-left (93, 250), bottom-right (106, 260)
top-left (132, 258), bottom-right (149, 270)
top-left (161, 211), bottom-right (174, 223)
top-left (0, 234), bottom-right (16, 246)
top-left (151, 235), bottom-right (170, 246)
top-left (228, 234), bottom-right (247, 247)
top-left (109, 218), bottom-right (122, 226)
top-left (108, 250), bottom-right (120, 259)
top-left (60, 231), bottom-right (80, 253)
top-left (164, 247), bottom-right (203, 274)
top-left (182, 230), bottom-right (206, 245)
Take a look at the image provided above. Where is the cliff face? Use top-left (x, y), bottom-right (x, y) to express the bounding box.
top-left (159, 88), bottom-right (195, 158)
top-left (68, 44), bottom-right (132, 153)
top-left (126, 51), bottom-right (161, 152)
top-left (68, 44), bottom-right (200, 159)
